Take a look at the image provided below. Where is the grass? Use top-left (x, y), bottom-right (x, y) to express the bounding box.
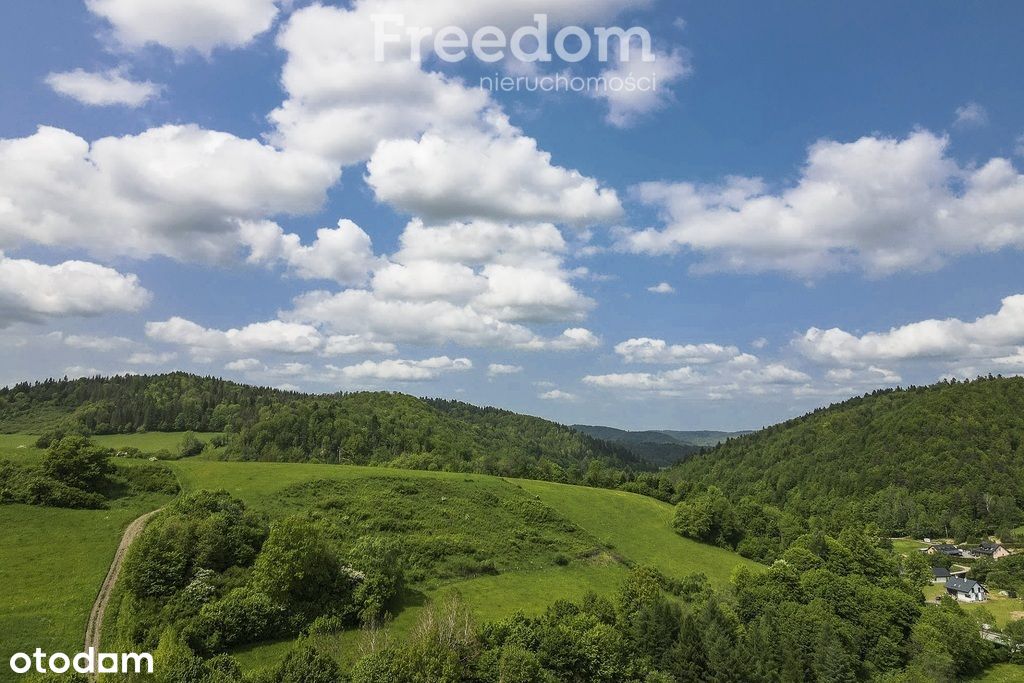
top-left (515, 477), bottom-right (756, 589)
top-left (971, 664), bottom-right (1024, 682)
top-left (890, 538), bottom-right (929, 555)
top-left (0, 494), bottom-right (172, 680)
top-left (2, 438), bottom-right (757, 680)
top-left (163, 459), bottom-right (757, 673)
top-left (89, 431), bottom-right (227, 457)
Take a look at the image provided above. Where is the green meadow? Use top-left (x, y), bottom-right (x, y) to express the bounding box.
top-left (1, 435), bottom-right (756, 678)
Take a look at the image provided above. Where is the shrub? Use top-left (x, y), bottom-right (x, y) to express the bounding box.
top-left (179, 433), bottom-right (207, 458)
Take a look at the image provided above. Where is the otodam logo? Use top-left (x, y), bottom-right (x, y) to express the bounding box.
top-left (8, 648), bottom-right (153, 675)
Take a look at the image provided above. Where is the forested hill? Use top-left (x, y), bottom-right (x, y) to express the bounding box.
top-left (669, 376), bottom-right (1024, 539)
top-left (571, 424), bottom-right (749, 466)
top-left (0, 373), bottom-right (650, 482)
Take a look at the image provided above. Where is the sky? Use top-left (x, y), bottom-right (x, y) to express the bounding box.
top-left (1, 1), bottom-right (1023, 431)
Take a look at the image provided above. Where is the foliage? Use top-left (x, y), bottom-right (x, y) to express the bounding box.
top-left (669, 377), bottom-right (1024, 539)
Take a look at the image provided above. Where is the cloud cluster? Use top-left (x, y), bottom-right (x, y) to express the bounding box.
top-left (621, 131), bottom-right (1024, 277)
top-left (797, 294), bottom-right (1024, 365)
top-left (0, 125), bottom-right (338, 262)
top-left (584, 336), bottom-right (808, 399)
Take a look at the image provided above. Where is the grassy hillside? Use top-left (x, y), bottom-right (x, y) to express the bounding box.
top-left (145, 458), bottom-right (753, 674)
top-left (669, 377), bottom-right (1024, 539)
top-left (0, 434), bottom-right (176, 675)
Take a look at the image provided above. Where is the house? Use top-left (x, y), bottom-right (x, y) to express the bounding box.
top-left (945, 577), bottom-right (988, 603)
top-left (971, 541), bottom-right (1011, 560)
top-left (927, 544), bottom-right (963, 558)
top-left (931, 567), bottom-right (951, 584)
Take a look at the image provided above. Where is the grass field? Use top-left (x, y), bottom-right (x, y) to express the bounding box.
top-left (2, 436), bottom-right (756, 679)
top-left (162, 458), bottom-right (757, 673)
top-left (0, 494), bottom-right (172, 677)
top-left (971, 664), bottom-right (1024, 682)
top-left (890, 537), bottom-right (929, 555)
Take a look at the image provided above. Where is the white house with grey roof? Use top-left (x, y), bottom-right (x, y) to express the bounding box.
top-left (945, 577), bottom-right (988, 603)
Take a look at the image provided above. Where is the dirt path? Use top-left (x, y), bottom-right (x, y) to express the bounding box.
top-left (84, 508), bottom-right (162, 653)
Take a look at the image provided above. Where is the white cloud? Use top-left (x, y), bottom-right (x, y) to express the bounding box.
top-left (620, 130), bottom-right (1024, 277)
top-left (371, 260), bottom-right (486, 304)
top-left (225, 358), bottom-right (263, 372)
top-left (518, 328), bottom-right (601, 351)
top-left (954, 101), bottom-right (988, 128)
top-left (797, 293), bottom-right (1024, 365)
top-left (614, 337), bottom-right (741, 364)
top-left (63, 334), bottom-right (134, 352)
top-left (751, 337), bottom-right (769, 350)
top-left (0, 125), bottom-right (338, 262)
top-left (394, 220), bottom-right (567, 267)
top-left (329, 356), bottom-right (472, 382)
top-left (487, 363), bottom-right (523, 376)
top-left (593, 48), bottom-right (691, 128)
top-left (240, 219), bottom-right (380, 285)
top-left (45, 68), bottom-right (161, 107)
top-left (1016, 134), bottom-right (1024, 158)
top-left (64, 366), bottom-right (103, 379)
top-left (127, 351), bottom-right (177, 365)
top-left (322, 335), bottom-right (397, 357)
top-left (647, 282), bottom-right (674, 294)
top-left (145, 317), bottom-right (322, 356)
top-left (539, 389), bottom-right (577, 401)
top-left (825, 366), bottom-right (902, 384)
top-left (86, 0), bottom-right (279, 55)
top-left (0, 253), bottom-right (150, 327)
top-left (366, 120), bottom-right (621, 226)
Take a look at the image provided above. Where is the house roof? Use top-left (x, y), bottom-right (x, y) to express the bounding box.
top-left (946, 577), bottom-right (984, 594)
top-left (931, 544), bottom-right (962, 555)
top-left (931, 567), bottom-right (951, 577)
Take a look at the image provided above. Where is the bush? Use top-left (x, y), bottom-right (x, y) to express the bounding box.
top-left (41, 436), bottom-right (113, 492)
top-left (179, 433), bottom-right (207, 458)
top-left (122, 463), bottom-right (180, 495)
top-left (183, 587), bottom-right (285, 654)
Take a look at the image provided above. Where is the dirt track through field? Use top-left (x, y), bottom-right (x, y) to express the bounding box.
top-left (84, 508), bottom-right (162, 654)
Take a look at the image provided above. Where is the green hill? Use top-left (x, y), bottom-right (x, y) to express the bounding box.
top-left (669, 376), bottom-right (1024, 539)
top-left (0, 374), bottom-right (651, 484)
top-left (572, 424), bottom-right (750, 466)
top-left (0, 433), bottom-right (755, 680)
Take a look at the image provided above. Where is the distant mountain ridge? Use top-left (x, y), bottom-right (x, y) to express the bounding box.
top-left (571, 424), bottom-right (751, 466)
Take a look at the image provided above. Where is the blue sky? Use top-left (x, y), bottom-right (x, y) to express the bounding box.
top-left (1, 1), bottom-right (1023, 430)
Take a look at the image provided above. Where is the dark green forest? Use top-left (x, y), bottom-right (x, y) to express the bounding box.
top-left (669, 376), bottom-right (1024, 544)
top-left (0, 374), bottom-right (651, 486)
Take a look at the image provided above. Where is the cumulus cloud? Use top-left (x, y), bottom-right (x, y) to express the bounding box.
top-left (488, 363), bottom-right (523, 376)
top-left (0, 253), bottom-right (150, 327)
top-left (322, 335), bottom-right (397, 357)
top-left (225, 358), bottom-right (263, 372)
top-left (620, 130), bottom-right (1024, 277)
top-left (366, 120), bottom-right (621, 226)
top-left (269, 1), bottom-right (644, 167)
top-left (45, 68), bottom-right (161, 107)
top-left (86, 0), bottom-right (279, 55)
top-left (63, 334), bottom-right (134, 352)
top-left (797, 293), bottom-right (1024, 365)
top-left (240, 219), bottom-right (380, 285)
top-left (614, 337), bottom-right (740, 364)
top-left (518, 328), bottom-right (601, 351)
top-left (145, 317), bottom-right (322, 356)
top-left (647, 282), bottom-right (674, 294)
top-left (329, 356), bottom-right (472, 382)
top-left (539, 389), bottom-right (577, 401)
top-left (0, 125), bottom-right (338, 262)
